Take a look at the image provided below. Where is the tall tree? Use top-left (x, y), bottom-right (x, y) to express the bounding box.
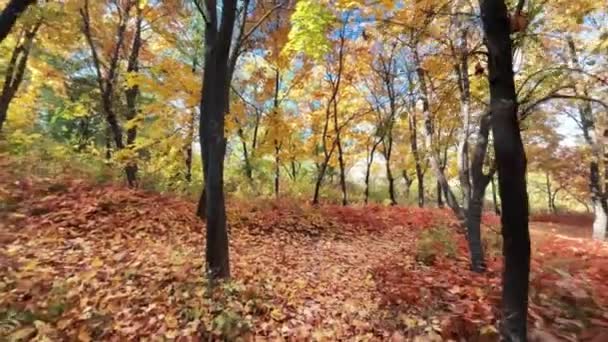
top-left (0, 20), bottom-right (40, 131)
top-left (195, 0), bottom-right (238, 280)
top-left (480, 0), bottom-right (531, 339)
top-left (0, 0), bottom-right (36, 43)
top-left (80, 0), bottom-right (138, 187)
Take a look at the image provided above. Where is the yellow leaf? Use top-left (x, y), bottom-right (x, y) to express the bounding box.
top-left (91, 257), bottom-right (103, 268)
top-left (165, 314), bottom-right (178, 329)
top-left (9, 326), bottom-right (36, 341)
top-left (78, 327), bottom-right (92, 342)
top-left (22, 260), bottom-right (38, 271)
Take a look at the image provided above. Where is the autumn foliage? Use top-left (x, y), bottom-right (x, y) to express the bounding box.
top-left (1, 156), bottom-right (607, 340)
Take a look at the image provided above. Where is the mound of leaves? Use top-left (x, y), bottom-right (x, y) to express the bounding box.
top-left (228, 200), bottom-right (344, 238)
top-left (373, 224), bottom-right (608, 341)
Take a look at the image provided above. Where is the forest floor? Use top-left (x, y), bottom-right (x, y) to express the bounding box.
top-left (1, 158), bottom-right (608, 341)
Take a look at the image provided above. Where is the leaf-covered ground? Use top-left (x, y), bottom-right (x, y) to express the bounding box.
top-left (1, 161), bottom-right (608, 341)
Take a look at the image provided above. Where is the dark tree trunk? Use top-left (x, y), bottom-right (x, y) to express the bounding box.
top-left (336, 134), bottom-right (347, 206)
top-left (436, 180), bottom-right (443, 208)
top-left (383, 137), bottom-right (397, 206)
top-left (198, 0), bottom-right (238, 280)
top-left (274, 141), bottom-right (280, 198)
top-left (81, 0), bottom-right (134, 184)
top-left (123, 4), bottom-right (143, 188)
top-left (364, 138), bottom-right (381, 204)
top-left (481, 0), bottom-right (531, 339)
top-left (312, 22), bottom-right (347, 205)
top-left (408, 114), bottom-right (424, 207)
top-left (0, 0), bottom-right (36, 43)
top-left (185, 143), bottom-right (193, 182)
top-left (0, 22), bottom-right (39, 131)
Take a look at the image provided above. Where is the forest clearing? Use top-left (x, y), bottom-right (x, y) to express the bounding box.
top-left (2, 0), bottom-right (608, 340)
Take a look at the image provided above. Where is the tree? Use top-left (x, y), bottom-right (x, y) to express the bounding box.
top-left (0, 19), bottom-right (41, 131)
top-left (480, 0), bottom-right (531, 339)
top-left (80, 0), bottom-right (141, 187)
top-left (0, 0), bottom-right (36, 43)
top-left (194, 0), bottom-right (238, 280)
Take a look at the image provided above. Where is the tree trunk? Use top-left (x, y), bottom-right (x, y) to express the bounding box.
top-left (409, 113), bottom-right (424, 207)
top-left (436, 180), bottom-right (444, 208)
top-left (336, 135), bottom-right (348, 206)
top-left (123, 4), bottom-right (143, 188)
top-left (591, 160), bottom-right (608, 240)
top-left (403, 171), bottom-right (413, 202)
top-left (0, 23), bottom-right (39, 131)
top-left (364, 139), bottom-right (381, 204)
top-left (383, 138), bottom-right (397, 206)
top-left (198, 0), bottom-right (238, 280)
top-left (466, 187), bottom-right (487, 271)
top-left (414, 48), bottom-right (463, 220)
top-left (481, 0), bottom-right (531, 339)
top-left (274, 141), bottom-right (280, 198)
top-left (567, 37), bottom-right (608, 240)
top-left (0, 0), bottom-right (36, 43)
top-left (545, 172), bottom-right (554, 213)
top-left (81, 0), bottom-right (133, 184)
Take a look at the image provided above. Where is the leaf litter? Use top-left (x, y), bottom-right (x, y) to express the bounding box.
top-left (0, 163), bottom-right (607, 340)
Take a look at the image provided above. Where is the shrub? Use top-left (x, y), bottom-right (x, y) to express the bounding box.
top-left (415, 226), bottom-right (457, 265)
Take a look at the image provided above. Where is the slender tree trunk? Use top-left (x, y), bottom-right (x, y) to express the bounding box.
top-left (591, 161), bottom-right (608, 240)
top-left (274, 141), bottom-right (280, 198)
top-left (198, 0), bottom-right (238, 280)
top-left (364, 139), bottom-right (381, 204)
top-left (567, 38), bottom-right (608, 240)
top-left (403, 171), bottom-right (413, 202)
top-left (383, 137), bottom-right (397, 205)
top-left (336, 134), bottom-right (348, 206)
top-left (123, 4), bottom-right (143, 188)
top-left (409, 113), bottom-right (424, 207)
top-left (414, 47), bottom-right (463, 219)
top-left (481, 1), bottom-right (531, 339)
top-left (0, 23), bottom-right (39, 131)
top-left (81, 0), bottom-right (133, 184)
top-left (0, 0), bottom-right (36, 43)
top-left (436, 180), bottom-right (444, 208)
top-left (312, 22), bottom-right (347, 205)
top-left (545, 172), bottom-right (554, 213)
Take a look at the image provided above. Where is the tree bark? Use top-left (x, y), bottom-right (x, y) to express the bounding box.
top-left (123, 4), bottom-right (143, 187)
top-left (436, 181), bottom-right (444, 208)
top-left (408, 113), bottom-right (425, 207)
top-left (567, 37), bottom-right (608, 240)
top-left (0, 23), bottom-right (40, 131)
top-left (80, 0), bottom-right (134, 185)
top-left (364, 137), bottom-right (382, 204)
top-left (481, 0), bottom-right (531, 339)
top-left (383, 136), bottom-right (397, 205)
top-left (312, 21), bottom-right (347, 205)
top-left (0, 0), bottom-right (36, 44)
top-left (414, 48), bottom-right (463, 219)
top-left (198, 0), bottom-right (238, 280)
